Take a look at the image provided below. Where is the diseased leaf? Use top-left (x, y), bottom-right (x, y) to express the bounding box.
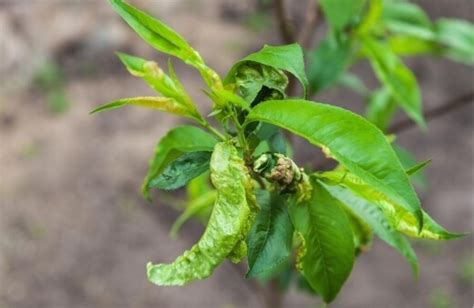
top-left (320, 0), bottom-right (366, 31)
top-left (142, 126), bottom-right (217, 200)
top-left (289, 179), bottom-right (354, 303)
top-left (225, 44), bottom-right (308, 97)
top-left (245, 99), bottom-right (423, 228)
top-left (366, 87), bottom-right (397, 131)
top-left (318, 170), bottom-right (464, 240)
top-left (147, 142), bottom-right (256, 286)
top-left (149, 151), bottom-right (212, 191)
top-left (321, 182), bottom-right (419, 275)
top-left (246, 190), bottom-right (293, 278)
top-left (308, 37), bottom-right (352, 94)
top-left (90, 96), bottom-right (202, 122)
top-left (362, 37), bottom-right (425, 128)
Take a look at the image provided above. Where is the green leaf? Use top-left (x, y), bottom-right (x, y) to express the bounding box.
top-left (337, 73), bottom-right (370, 97)
top-left (319, 0), bottom-right (366, 31)
top-left (142, 126), bottom-right (217, 200)
top-left (321, 182), bottom-right (419, 275)
top-left (289, 179), bottom-right (354, 303)
top-left (388, 36), bottom-right (438, 56)
top-left (245, 99), bottom-right (423, 228)
top-left (318, 170), bottom-right (463, 240)
top-left (366, 87), bottom-right (397, 131)
top-left (362, 37), bottom-right (425, 128)
top-left (147, 142), bottom-right (256, 285)
top-left (108, 0), bottom-right (223, 90)
top-left (90, 96), bottom-right (202, 122)
top-left (406, 159), bottom-right (431, 177)
top-left (381, 1), bottom-right (435, 41)
top-left (170, 190), bottom-right (216, 238)
top-left (307, 37), bottom-right (352, 94)
top-left (435, 19), bottom-right (474, 65)
top-left (246, 190), bottom-right (294, 278)
top-left (148, 151), bottom-right (212, 191)
top-left (108, 0), bottom-right (202, 66)
top-left (341, 203), bottom-right (373, 255)
top-left (225, 44), bottom-right (308, 97)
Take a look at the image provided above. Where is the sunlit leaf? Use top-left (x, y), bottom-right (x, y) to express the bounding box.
top-left (245, 99), bottom-right (423, 228)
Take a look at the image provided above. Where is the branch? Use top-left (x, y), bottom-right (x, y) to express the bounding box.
top-left (388, 91), bottom-right (474, 134)
top-left (274, 0), bottom-right (295, 44)
top-left (298, 0), bottom-right (321, 49)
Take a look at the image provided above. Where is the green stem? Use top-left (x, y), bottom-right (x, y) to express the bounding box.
top-left (202, 121), bottom-right (227, 141)
top-left (231, 112), bottom-right (251, 156)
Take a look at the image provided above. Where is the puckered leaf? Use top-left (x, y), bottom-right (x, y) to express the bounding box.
top-left (307, 37), bottom-right (352, 94)
top-left (149, 151), bottom-right (212, 191)
top-left (225, 44), bottom-right (308, 97)
top-left (362, 37), bottom-right (425, 128)
top-left (245, 99), bottom-right (423, 229)
top-left (90, 96), bottom-right (202, 122)
top-left (141, 126), bottom-right (217, 200)
top-left (319, 0), bottom-right (366, 31)
top-left (318, 170), bottom-right (464, 240)
top-left (246, 190), bottom-right (293, 278)
top-left (321, 182), bottom-right (419, 275)
top-left (147, 142), bottom-right (256, 286)
top-left (289, 179), bottom-right (354, 303)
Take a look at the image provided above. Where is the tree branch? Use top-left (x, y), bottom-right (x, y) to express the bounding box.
top-left (274, 0), bottom-right (295, 44)
top-left (298, 0), bottom-right (321, 49)
top-left (388, 91), bottom-right (474, 134)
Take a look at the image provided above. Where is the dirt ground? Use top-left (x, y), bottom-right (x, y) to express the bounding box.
top-left (0, 1), bottom-right (473, 307)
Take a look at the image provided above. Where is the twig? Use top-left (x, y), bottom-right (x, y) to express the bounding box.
top-left (274, 0), bottom-right (295, 44)
top-left (388, 91), bottom-right (474, 134)
top-left (298, 0), bottom-right (321, 49)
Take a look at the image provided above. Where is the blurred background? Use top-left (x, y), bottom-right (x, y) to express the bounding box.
top-left (0, 0), bottom-right (472, 307)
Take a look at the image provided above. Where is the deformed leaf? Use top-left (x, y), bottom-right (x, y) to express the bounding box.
top-left (147, 142), bottom-right (256, 286)
top-left (362, 37), bottom-right (425, 128)
top-left (90, 96), bottom-right (202, 122)
top-left (246, 190), bottom-right (294, 278)
top-left (142, 126), bottom-right (217, 200)
top-left (318, 170), bottom-right (464, 240)
top-left (225, 44), bottom-right (308, 97)
top-left (148, 151), bottom-right (212, 191)
top-left (289, 179), bottom-right (354, 303)
top-left (321, 182), bottom-right (419, 275)
top-left (245, 99), bottom-right (423, 228)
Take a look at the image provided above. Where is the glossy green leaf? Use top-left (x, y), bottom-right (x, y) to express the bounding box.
top-left (147, 142), bottom-right (256, 285)
top-left (319, 0), bottom-right (366, 31)
top-left (366, 87), bottom-right (396, 131)
top-left (246, 190), bottom-right (293, 278)
top-left (90, 96), bottom-right (202, 122)
top-left (307, 37), bottom-right (351, 94)
top-left (435, 19), bottom-right (474, 65)
top-left (148, 151), bottom-right (212, 191)
top-left (318, 170), bottom-right (463, 240)
top-left (108, 0), bottom-right (223, 91)
top-left (289, 179), bottom-right (354, 303)
top-left (363, 37), bottom-right (425, 128)
top-left (170, 190), bottom-right (217, 238)
top-left (245, 99), bottom-right (423, 228)
top-left (321, 182), bottom-right (419, 274)
top-left (108, 0), bottom-right (202, 66)
top-left (142, 126), bottom-right (217, 200)
top-left (225, 44), bottom-right (308, 97)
